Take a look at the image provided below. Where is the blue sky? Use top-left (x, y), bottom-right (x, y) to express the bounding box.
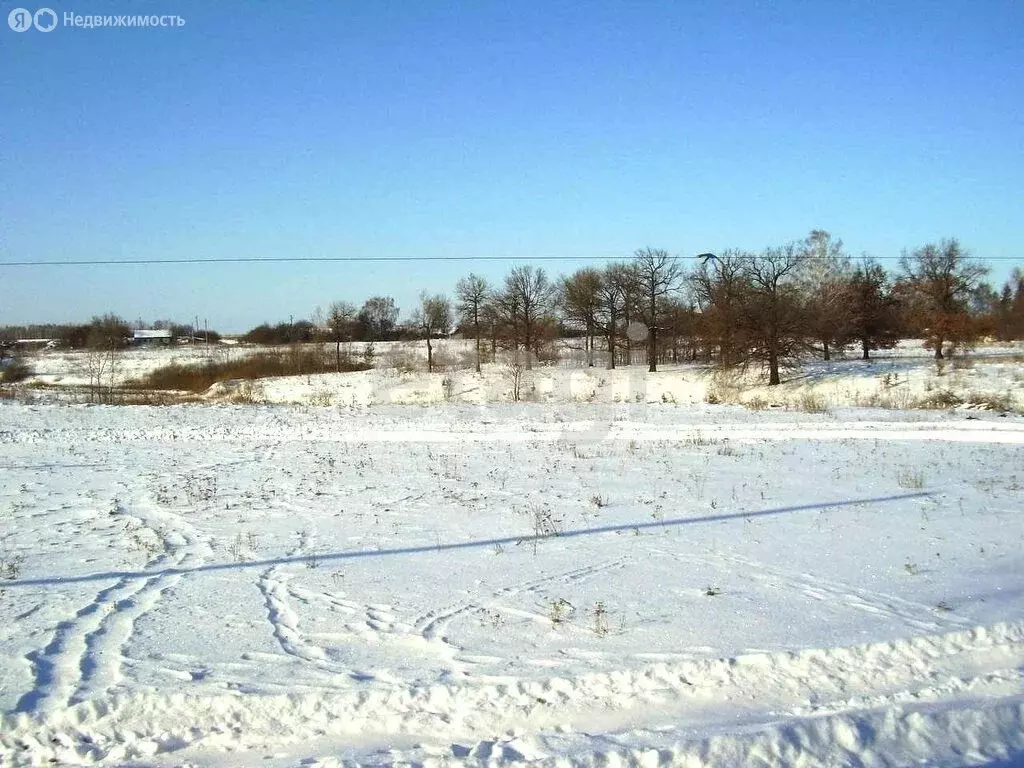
top-left (2, 0), bottom-right (1022, 332)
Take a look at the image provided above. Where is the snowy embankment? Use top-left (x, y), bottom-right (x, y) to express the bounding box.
top-left (15, 339), bottom-right (1024, 412)
top-left (0, 403), bottom-right (1022, 766)
top-left (249, 340), bottom-right (1024, 412)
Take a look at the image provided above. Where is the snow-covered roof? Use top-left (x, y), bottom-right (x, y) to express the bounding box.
top-left (133, 329), bottom-right (172, 339)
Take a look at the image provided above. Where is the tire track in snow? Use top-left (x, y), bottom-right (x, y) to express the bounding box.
top-left (413, 558), bottom-right (627, 659)
top-left (259, 569), bottom-right (336, 667)
top-left (70, 500), bottom-right (214, 705)
top-left (256, 557), bottom-right (635, 682)
top-left (257, 528), bottom-right (370, 680)
top-left (286, 584), bottom-right (409, 637)
top-left (16, 498), bottom-right (213, 714)
top-left (15, 575), bottom-right (160, 714)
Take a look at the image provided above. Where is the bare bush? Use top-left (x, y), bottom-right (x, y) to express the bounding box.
top-left (795, 392), bottom-right (830, 413)
top-left (1, 360), bottom-right (32, 384)
top-left (548, 598), bottom-right (575, 627)
top-left (964, 391), bottom-right (1016, 412)
top-left (85, 347), bottom-right (123, 403)
top-left (430, 346), bottom-right (461, 372)
top-left (914, 390), bottom-right (963, 409)
top-left (381, 347), bottom-right (422, 373)
top-left (896, 467), bottom-right (925, 489)
top-left (441, 375), bottom-right (455, 401)
top-left (130, 349), bottom-right (370, 393)
top-left (504, 357), bottom-right (526, 402)
top-left (229, 381), bottom-right (266, 404)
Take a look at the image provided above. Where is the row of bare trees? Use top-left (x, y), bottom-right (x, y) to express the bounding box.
top-left (307, 232), bottom-right (1017, 384)
top-left (7, 233), bottom-right (1014, 390)
top-left (444, 234), bottom-right (1011, 384)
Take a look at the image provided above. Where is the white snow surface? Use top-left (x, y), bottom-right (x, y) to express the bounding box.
top-left (18, 340), bottom-right (1024, 414)
top-left (1, 396), bottom-right (1023, 767)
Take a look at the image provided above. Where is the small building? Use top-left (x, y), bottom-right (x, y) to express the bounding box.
top-left (12, 338), bottom-right (56, 351)
top-left (133, 329), bottom-right (173, 345)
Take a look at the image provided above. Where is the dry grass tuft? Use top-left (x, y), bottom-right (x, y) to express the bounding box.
top-left (794, 391), bottom-right (830, 413)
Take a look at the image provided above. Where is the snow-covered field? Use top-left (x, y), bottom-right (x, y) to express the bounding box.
top-left (2, 344), bottom-right (1023, 765)
top-left (1, 397), bottom-right (1023, 766)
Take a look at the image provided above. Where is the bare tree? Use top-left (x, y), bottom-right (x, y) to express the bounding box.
top-left (690, 250), bottom-right (748, 367)
top-left (498, 266), bottom-right (556, 369)
top-left (455, 273), bottom-right (491, 373)
top-left (847, 259), bottom-right (901, 360)
top-left (662, 298), bottom-right (698, 363)
top-left (560, 268), bottom-right (603, 367)
top-left (596, 263), bottom-right (629, 369)
top-left (990, 280), bottom-right (1016, 341)
top-left (739, 246), bottom-right (810, 385)
top-left (633, 248), bottom-right (685, 372)
top-left (799, 230), bottom-right (853, 361)
top-left (619, 264), bottom-right (642, 365)
top-left (900, 238), bottom-right (988, 359)
top-left (310, 306), bottom-right (326, 334)
top-left (412, 293), bottom-right (452, 373)
top-left (84, 314), bottom-right (129, 402)
top-left (357, 296), bottom-right (399, 342)
top-left (326, 301), bottom-right (358, 371)
top-left (992, 268), bottom-right (1024, 341)
top-left (482, 300), bottom-right (501, 361)
top-left (1014, 269), bottom-right (1024, 340)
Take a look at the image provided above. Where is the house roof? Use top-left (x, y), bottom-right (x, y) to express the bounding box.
top-left (133, 329), bottom-right (172, 339)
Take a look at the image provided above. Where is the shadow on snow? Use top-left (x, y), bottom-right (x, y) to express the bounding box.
top-left (2, 492), bottom-right (931, 590)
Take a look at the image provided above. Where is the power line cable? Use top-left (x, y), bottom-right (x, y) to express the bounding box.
top-left (0, 254), bottom-right (1018, 267)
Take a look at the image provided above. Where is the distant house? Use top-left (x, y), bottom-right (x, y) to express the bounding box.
top-left (133, 329), bottom-right (173, 345)
top-left (12, 338), bottom-right (56, 350)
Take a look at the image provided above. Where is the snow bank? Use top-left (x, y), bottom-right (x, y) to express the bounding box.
top-left (2, 621), bottom-right (1022, 765)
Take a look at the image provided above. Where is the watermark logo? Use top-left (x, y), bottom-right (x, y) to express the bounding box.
top-left (8, 7), bottom-right (56, 30)
top-left (8, 7), bottom-right (54, 31)
top-left (34, 7), bottom-right (56, 30)
top-left (7, 8), bottom-right (186, 31)
top-left (8, 8), bottom-right (31, 31)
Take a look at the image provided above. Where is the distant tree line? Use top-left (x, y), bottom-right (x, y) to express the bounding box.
top-left (3, 233), bottom-right (1021, 387)
top-left (289, 232), bottom-right (1020, 384)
